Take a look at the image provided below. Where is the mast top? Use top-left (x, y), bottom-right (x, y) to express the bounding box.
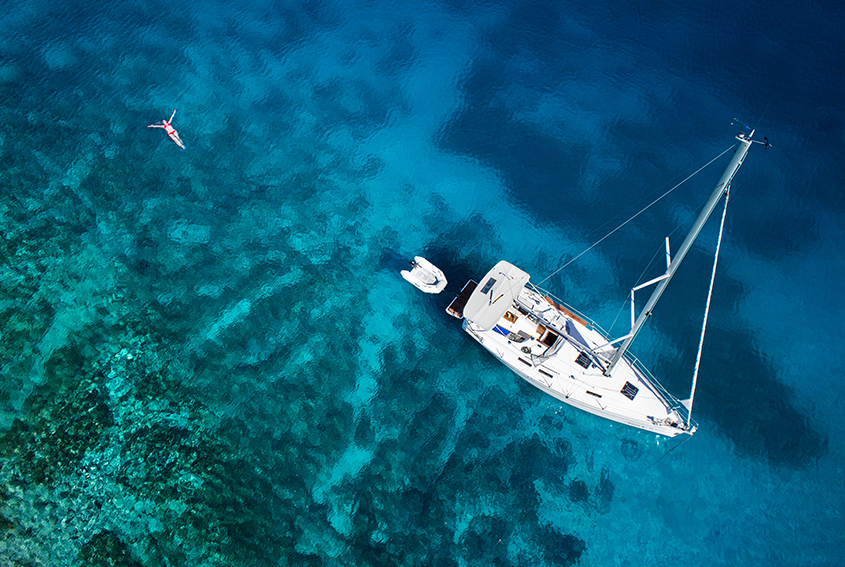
top-left (734, 120), bottom-right (770, 146)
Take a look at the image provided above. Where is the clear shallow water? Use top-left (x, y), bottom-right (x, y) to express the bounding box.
top-left (1, 0), bottom-right (843, 565)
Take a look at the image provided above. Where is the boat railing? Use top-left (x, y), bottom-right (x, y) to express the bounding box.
top-left (528, 283), bottom-right (609, 335)
top-left (626, 353), bottom-right (693, 422)
top-left (528, 282), bottom-right (693, 422)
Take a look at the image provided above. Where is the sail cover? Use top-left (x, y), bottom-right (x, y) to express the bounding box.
top-left (463, 261), bottom-right (530, 331)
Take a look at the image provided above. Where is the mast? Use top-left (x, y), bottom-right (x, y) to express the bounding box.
top-left (605, 130), bottom-right (754, 375)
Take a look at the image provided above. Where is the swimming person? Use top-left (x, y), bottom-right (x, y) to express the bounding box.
top-left (148, 109), bottom-right (185, 149)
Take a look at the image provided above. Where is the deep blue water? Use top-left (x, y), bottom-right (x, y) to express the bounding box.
top-left (1, 0), bottom-right (843, 565)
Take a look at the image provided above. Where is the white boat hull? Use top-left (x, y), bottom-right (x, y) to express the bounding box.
top-left (451, 132), bottom-right (756, 437)
top-left (460, 261), bottom-right (693, 437)
top-left (464, 319), bottom-right (688, 437)
top-left (401, 256), bottom-right (447, 294)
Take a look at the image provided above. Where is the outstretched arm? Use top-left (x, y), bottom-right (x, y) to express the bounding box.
top-left (169, 109), bottom-right (176, 122)
top-left (148, 124), bottom-right (164, 128)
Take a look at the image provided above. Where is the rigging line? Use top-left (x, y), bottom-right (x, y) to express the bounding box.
top-left (687, 187), bottom-right (731, 426)
top-left (569, 159), bottom-right (707, 248)
top-left (754, 101), bottom-right (772, 131)
top-left (647, 433), bottom-right (693, 468)
top-left (537, 145), bottom-right (736, 286)
top-left (608, 243), bottom-right (665, 334)
top-left (606, 246), bottom-right (667, 336)
top-left (607, 190), bottom-right (715, 334)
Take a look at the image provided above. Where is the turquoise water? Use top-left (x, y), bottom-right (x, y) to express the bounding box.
top-left (1, 0), bottom-right (843, 565)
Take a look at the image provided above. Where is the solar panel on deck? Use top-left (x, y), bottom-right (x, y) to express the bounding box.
top-left (575, 352), bottom-right (591, 368)
top-left (621, 381), bottom-right (639, 400)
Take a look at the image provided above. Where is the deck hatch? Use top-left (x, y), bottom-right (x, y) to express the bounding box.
top-left (621, 381), bottom-right (639, 400)
top-left (479, 278), bottom-right (497, 295)
top-left (575, 352), bottom-right (592, 368)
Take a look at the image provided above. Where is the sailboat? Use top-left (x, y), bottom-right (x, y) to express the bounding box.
top-left (447, 128), bottom-right (761, 437)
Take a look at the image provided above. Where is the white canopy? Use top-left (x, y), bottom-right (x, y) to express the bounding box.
top-left (463, 261), bottom-right (530, 331)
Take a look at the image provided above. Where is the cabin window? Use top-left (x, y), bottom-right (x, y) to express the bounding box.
top-left (480, 278), bottom-right (497, 295)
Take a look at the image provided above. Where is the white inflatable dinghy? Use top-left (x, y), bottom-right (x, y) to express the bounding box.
top-left (401, 256), bottom-right (447, 294)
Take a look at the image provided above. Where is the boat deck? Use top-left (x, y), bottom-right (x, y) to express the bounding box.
top-left (463, 289), bottom-right (691, 436)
